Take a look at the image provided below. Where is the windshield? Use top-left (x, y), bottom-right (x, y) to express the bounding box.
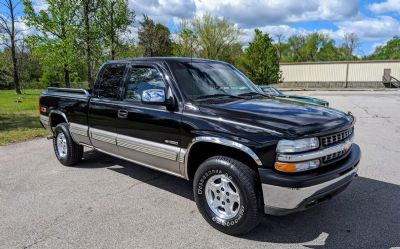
top-left (169, 61), bottom-right (259, 101)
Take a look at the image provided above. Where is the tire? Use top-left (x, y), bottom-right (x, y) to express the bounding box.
top-left (193, 156), bottom-right (262, 235)
top-left (53, 123), bottom-right (83, 166)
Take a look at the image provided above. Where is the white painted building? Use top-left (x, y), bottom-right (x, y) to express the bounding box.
top-left (279, 60), bottom-right (400, 88)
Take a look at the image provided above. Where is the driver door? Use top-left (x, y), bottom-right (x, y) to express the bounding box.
top-left (115, 63), bottom-right (182, 175)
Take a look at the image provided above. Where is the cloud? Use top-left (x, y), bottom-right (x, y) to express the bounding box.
top-left (128, 0), bottom-right (360, 28)
top-left (242, 25), bottom-right (309, 43)
top-left (194, 0), bottom-right (359, 27)
top-left (368, 0), bottom-right (400, 14)
top-left (240, 14), bottom-right (400, 55)
top-left (334, 16), bottom-right (400, 40)
top-left (32, 0), bottom-right (48, 11)
top-left (129, 0), bottom-right (196, 23)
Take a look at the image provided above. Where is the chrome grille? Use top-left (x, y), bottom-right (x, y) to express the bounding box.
top-left (321, 128), bottom-right (353, 147)
top-left (322, 149), bottom-right (348, 163)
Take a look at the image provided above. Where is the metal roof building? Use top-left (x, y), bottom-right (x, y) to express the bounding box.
top-left (279, 60), bottom-right (400, 88)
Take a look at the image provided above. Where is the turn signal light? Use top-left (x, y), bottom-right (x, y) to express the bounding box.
top-left (275, 159), bottom-right (320, 173)
top-left (275, 162), bottom-right (297, 172)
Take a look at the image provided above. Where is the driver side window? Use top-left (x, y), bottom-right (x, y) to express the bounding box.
top-left (124, 66), bottom-right (166, 102)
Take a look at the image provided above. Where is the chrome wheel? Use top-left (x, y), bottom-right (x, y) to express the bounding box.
top-left (56, 132), bottom-right (67, 158)
top-left (205, 174), bottom-right (241, 220)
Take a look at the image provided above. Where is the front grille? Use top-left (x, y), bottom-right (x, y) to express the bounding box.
top-left (321, 128), bottom-right (353, 147)
top-left (322, 148), bottom-right (349, 164)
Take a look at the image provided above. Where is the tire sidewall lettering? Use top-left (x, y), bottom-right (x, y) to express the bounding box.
top-left (196, 167), bottom-right (246, 227)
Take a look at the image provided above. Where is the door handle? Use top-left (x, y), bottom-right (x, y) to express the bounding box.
top-left (118, 109), bottom-right (128, 119)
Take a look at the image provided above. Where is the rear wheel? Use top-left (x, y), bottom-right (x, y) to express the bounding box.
top-left (193, 156), bottom-right (262, 235)
top-left (53, 123), bottom-right (83, 166)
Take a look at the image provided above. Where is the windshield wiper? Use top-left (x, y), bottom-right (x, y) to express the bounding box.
top-left (195, 93), bottom-right (245, 100)
top-left (238, 92), bottom-right (270, 98)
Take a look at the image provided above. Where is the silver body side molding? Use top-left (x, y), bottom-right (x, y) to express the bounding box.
top-left (39, 114), bottom-right (50, 130)
top-left (90, 128), bottom-right (117, 145)
top-left (68, 126), bottom-right (262, 181)
top-left (69, 123), bottom-right (90, 145)
top-left (95, 148), bottom-right (185, 179)
top-left (117, 134), bottom-right (179, 161)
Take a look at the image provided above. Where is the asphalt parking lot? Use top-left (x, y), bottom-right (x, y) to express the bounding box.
top-left (1, 90), bottom-right (399, 249)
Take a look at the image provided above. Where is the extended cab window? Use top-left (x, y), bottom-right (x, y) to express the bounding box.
top-left (94, 64), bottom-right (126, 99)
top-left (124, 66), bottom-right (166, 102)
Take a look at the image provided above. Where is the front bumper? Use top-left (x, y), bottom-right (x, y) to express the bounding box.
top-left (259, 144), bottom-right (361, 215)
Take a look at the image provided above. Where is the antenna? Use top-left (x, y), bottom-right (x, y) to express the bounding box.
top-left (190, 34), bottom-right (194, 64)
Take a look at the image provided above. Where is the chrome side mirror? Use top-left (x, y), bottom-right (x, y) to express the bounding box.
top-left (141, 89), bottom-right (166, 104)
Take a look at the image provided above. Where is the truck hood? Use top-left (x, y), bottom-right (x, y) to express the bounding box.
top-left (283, 95), bottom-right (329, 106)
top-left (197, 98), bottom-right (352, 137)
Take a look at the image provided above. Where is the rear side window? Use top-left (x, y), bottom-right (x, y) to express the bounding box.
top-left (94, 64), bottom-right (126, 99)
top-left (124, 66), bottom-right (166, 102)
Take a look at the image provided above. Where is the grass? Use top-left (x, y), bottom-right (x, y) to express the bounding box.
top-left (0, 89), bottom-right (50, 145)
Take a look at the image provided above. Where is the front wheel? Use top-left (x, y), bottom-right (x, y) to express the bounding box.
top-left (193, 156), bottom-right (262, 235)
top-left (53, 123), bottom-right (83, 166)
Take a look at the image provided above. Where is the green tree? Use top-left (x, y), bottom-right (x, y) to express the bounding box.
top-left (23, 0), bottom-right (80, 87)
top-left (78, 0), bottom-right (105, 88)
top-left (369, 37), bottom-right (400, 60)
top-left (191, 14), bottom-right (242, 61)
top-left (173, 20), bottom-right (197, 57)
top-left (100, 0), bottom-right (135, 60)
top-left (238, 29), bottom-right (281, 84)
top-left (284, 32), bottom-right (350, 62)
top-left (138, 15), bottom-right (172, 56)
top-left (0, 0), bottom-right (22, 93)
top-left (0, 49), bottom-right (12, 88)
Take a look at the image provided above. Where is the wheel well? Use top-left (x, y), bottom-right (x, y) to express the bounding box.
top-left (186, 142), bottom-right (259, 180)
top-left (50, 113), bottom-right (67, 129)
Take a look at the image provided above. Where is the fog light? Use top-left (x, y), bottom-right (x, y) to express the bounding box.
top-left (275, 159), bottom-right (320, 173)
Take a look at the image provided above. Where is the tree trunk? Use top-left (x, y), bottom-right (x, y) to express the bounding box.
top-left (110, 1), bottom-right (115, 60)
top-left (64, 64), bottom-right (70, 88)
top-left (84, 1), bottom-right (93, 88)
top-left (11, 41), bottom-right (21, 94)
top-left (9, 0), bottom-right (21, 94)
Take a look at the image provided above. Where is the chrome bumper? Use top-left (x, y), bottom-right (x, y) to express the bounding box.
top-left (260, 143), bottom-right (361, 215)
top-left (262, 165), bottom-right (358, 214)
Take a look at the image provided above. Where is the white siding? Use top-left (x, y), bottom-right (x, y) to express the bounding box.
top-left (347, 62), bottom-right (400, 81)
top-left (281, 61), bottom-right (400, 82)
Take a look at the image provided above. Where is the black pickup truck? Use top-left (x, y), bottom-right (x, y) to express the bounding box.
top-left (39, 57), bottom-right (361, 235)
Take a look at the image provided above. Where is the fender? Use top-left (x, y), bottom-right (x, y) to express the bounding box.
top-left (183, 136), bottom-right (262, 179)
top-left (49, 110), bottom-right (69, 130)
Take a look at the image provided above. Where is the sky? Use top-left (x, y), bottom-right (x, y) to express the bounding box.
top-left (2, 0), bottom-right (400, 56)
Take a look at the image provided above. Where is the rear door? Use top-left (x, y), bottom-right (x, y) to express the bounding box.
top-left (88, 63), bottom-right (127, 154)
top-left (115, 62), bottom-right (183, 175)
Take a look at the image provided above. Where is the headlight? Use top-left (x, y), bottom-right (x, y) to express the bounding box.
top-left (275, 159), bottom-right (320, 173)
top-left (276, 137), bottom-right (319, 153)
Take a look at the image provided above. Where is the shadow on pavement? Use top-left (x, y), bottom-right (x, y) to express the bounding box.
top-left (80, 150), bottom-right (400, 248)
top-left (244, 177), bottom-right (400, 248)
top-left (78, 150), bottom-right (194, 199)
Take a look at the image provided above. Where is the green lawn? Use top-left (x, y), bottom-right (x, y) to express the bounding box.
top-left (0, 89), bottom-right (50, 145)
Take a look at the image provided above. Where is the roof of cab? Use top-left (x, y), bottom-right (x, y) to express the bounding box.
top-left (105, 57), bottom-right (227, 64)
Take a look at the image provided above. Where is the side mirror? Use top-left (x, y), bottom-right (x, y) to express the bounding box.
top-left (142, 89), bottom-right (166, 104)
top-left (142, 88), bottom-right (176, 111)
